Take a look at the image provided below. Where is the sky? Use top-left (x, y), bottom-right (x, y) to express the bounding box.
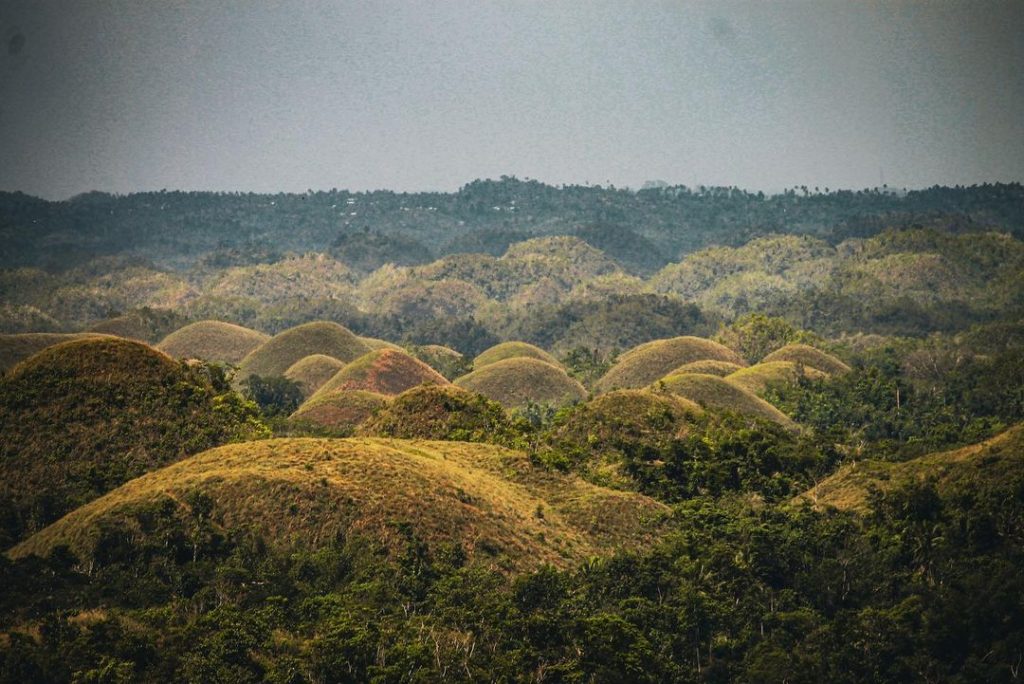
top-left (1, 0), bottom-right (1022, 199)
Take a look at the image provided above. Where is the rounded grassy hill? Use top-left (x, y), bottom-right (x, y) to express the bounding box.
top-left (284, 354), bottom-right (347, 397)
top-left (473, 341), bottom-right (560, 369)
top-left (358, 336), bottom-right (403, 351)
top-left (761, 343), bottom-right (851, 375)
top-left (310, 348), bottom-right (449, 400)
top-left (0, 338), bottom-right (264, 547)
top-left (667, 359), bottom-right (746, 377)
top-left (288, 389), bottom-right (389, 432)
top-left (236, 321), bottom-right (371, 380)
top-left (725, 361), bottom-right (828, 396)
top-left (657, 372), bottom-right (797, 430)
top-left (410, 344), bottom-right (468, 380)
top-left (595, 336), bottom-right (746, 392)
top-left (454, 357), bottom-right (586, 409)
top-left (357, 385), bottom-right (521, 444)
top-left (9, 438), bottom-right (669, 572)
top-left (156, 320), bottom-right (270, 364)
top-left (0, 332), bottom-right (113, 373)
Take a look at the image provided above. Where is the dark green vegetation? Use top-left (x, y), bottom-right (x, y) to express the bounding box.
top-left (0, 338), bottom-right (266, 548)
top-left (2, 180), bottom-right (1024, 682)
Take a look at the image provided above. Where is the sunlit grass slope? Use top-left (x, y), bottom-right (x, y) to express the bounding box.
top-left (156, 320), bottom-right (270, 364)
top-left (595, 336), bottom-right (746, 392)
top-left (658, 372), bottom-right (797, 430)
top-left (10, 438), bottom-right (670, 571)
top-left (797, 424), bottom-right (1024, 513)
top-left (288, 390), bottom-right (388, 431)
top-left (455, 357), bottom-right (586, 409)
top-left (761, 343), bottom-right (851, 375)
top-left (310, 349), bottom-right (449, 400)
top-left (284, 354), bottom-right (347, 397)
top-left (666, 359), bottom-right (746, 377)
top-left (236, 321), bottom-right (370, 380)
top-left (473, 341), bottom-right (560, 369)
top-left (725, 361), bottom-right (828, 396)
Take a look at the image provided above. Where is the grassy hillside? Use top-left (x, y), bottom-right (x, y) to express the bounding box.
top-left (473, 341), bottom-right (560, 369)
top-left (595, 336), bottom-right (746, 392)
top-left (761, 343), bottom-right (851, 375)
top-left (658, 372), bottom-right (798, 430)
top-left (0, 338), bottom-right (265, 547)
top-left (409, 343), bottom-right (469, 380)
top-left (283, 354), bottom-right (347, 397)
top-left (667, 359), bottom-right (745, 377)
top-left (725, 361), bottom-right (828, 396)
top-left (358, 336), bottom-right (403, 351)
top-left (310, 349), bottom-right (449, 399)
top-left (798, 424), bottom-right (1024, 513)
top-left (357, 385), bottom-right (523, 445)
top-left (236, 321), bottom-right (371, 380)
top-left (288, 389), bottom-right (388, 432)
top-left (9, 438), bottom-right (670, 572)
top-left (455, 357), bottom-right (587, 409)
top-left (0, 332), bottom-right (113, 372)
top-left (156, 319), bottom-right (270, 364)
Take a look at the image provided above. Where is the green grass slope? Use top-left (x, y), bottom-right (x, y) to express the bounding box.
top-left (473, 341), bottom-right (560, 369)
top-left (455, 357), bottom-right (587, 409)
top-left (310, 349), bottom-right (450, 400)
top-left (0, 332), bottom-right (113, 373)
top-left (283, 354), bottom-right (347, 397)
top-left (0, 338), bottom-right (264, 547)
top-left (236, 321), bottom-right (371, 380)
top-left (725, 361), bottom-right (828, 396)
top-left (658, 372), bottom-right (797, 430)
top-left (797, 424), bottom-right (1024, 513)
top-left (357, 385), bottom-right (521, 444)
top-left (761, 343), bottom-right (851, 375)
top-left (9, 438), bottom-right (670, 572)
top-left (156, 320), bottom-right (270, 364)
top-left (595, 336), bottom-right (746, 392)
top-left (288, 390), bottom-right (388, 431)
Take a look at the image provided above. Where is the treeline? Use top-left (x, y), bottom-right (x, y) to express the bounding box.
top-left (2, 179), bottom-right (1022, 271)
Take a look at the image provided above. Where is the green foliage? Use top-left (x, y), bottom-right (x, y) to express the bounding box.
top-left (717, 313), bottom-right (799, 363)
top-left (241, 375), bottom-right (304, 417)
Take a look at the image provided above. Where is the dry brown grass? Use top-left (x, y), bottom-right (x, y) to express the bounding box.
top-left (156, 320), bottom-right (269, 364)
top-left (9, 437), bottom-right (670, 572)
top-left (289, 390), bottom-right (389, 430)
top-left (284, 354), bottom-right (347, 397)
top-left (761, 343), bottom-right (851, 375)
top-left (236, 321), bottom-right (371, 380)
top-left (0, 332), bottom-right (114, 373)
top-left (474, 341), bottom-right (560, 369)
top-left (455, 357), bottom-right (586, 409)
top-left (725, 361), bottom-right (828, 396)
top-left (309, 349), bottom-right (450, 400)
top-left (595, 336), bottom-right (746, 392)
top-left (657, 372), bottom-right (797, 430)
top-left (666, 359), bottom-right (746, 377)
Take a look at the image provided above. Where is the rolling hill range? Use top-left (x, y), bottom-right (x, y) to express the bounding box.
top-left (9, 437), bottom-right (670, 572)
top-left (0, 338), bottom-right (264, 547)
top-left (236, 321), bottom-right (371, 380)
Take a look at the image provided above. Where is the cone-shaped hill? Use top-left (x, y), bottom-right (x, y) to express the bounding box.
top-left (796, 424), bottom-right (1024, 513)
top-left (284, 354), bottom-right (347, 397)
top-left (658, 372), bottom-right (797, 430)
top-left (156, 320), bottom-right (270, 364)
top-left (0, 332), bottom-right (113, 372)
top-left (357, 384), bottom-right (521, 444)
top-left (474, 341), bottom-right (560, 369)
top-left (725, 361), bottom-right (828, 396)
top-left (288, 390), bottom-right (389, 432)
top-left (9, 438), bottom-right (670, 572)
top-left (761, 343), bottom-right (851, 375)
top-left (309, 348), bottom-right (449, 400)
top-left (236, 321), bottom-right (371, 380)
top-left (455, 357), bottom-right (586, 409)
top-left (0, 338), bottom-right (264, 547)
top-left (359, 336), bottom-right (403, 351)
top-left (595, 336), bottom-right (746, 392)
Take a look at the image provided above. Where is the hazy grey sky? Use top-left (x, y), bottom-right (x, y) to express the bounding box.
top-left (1, 1), bottom-right (1022, 199)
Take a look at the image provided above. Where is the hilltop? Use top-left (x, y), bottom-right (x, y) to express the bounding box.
top-left (725, 361), bottom-right (829, 396)
top-left (156, 319), bottom-right (270, 364)
top-left (761, 343), bottom-right (851, 375)
top-left (473, 341), bottom-right (561, 369)
top-left (0, 332), bottom-right (113, 372)
top-left (658, 372), bottom-right (798, 430)
top-left (595, 336), bottom-right (746, 392)
top-left (236, 321), bottom-right (371, 380)
top-left (284, 354), bottom-right (347, 397)
top-left (309, 348), bottom-right (449, 399)
top-left (0, 338), bottom-right (264, 546)
top-left (10, 438), bottom-right (670, 572)
top-left (288, 389), bottom-right (388, 432)
top-left (455, 357), bottom-right (586, 409)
